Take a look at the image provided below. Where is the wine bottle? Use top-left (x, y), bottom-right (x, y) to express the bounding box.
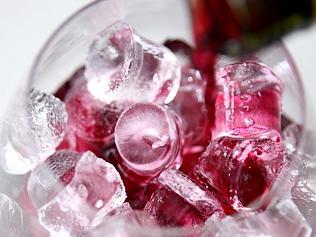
top-left (190, 0), bottom-right (315, 56)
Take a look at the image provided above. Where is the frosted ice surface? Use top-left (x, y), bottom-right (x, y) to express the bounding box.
top-left (108, 202), bottom-right (132, 216)
top-left (89, 210), bottom-right (158, 237)
top-left (292, 171), bottom-right (316, 236)
top-left (115, 103), bottom-right (180, 176)
top-left (27, 151), bottom-right (126, 236)
top-left (204, 199), bottom-right (311, 237)
top-left (291, 130), bottom-right (316, 235)
top-left (29, 89), bottom-right (68, 156)
top-left (1, 89), bottom-right (67, 174)
top-left (85, 21), bottom-right (181, 105)
top-left (0, 193), bottom-right (23, 237)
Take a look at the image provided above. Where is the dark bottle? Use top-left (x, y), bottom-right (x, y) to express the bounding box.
top-left (190, 0), bottom-right (315, 56)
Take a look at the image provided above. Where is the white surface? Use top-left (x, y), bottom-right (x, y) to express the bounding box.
top-left (0, 0), bottom-right (316, 129)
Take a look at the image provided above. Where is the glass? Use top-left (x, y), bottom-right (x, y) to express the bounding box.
top-left (0, 0), bottom-right (306, 236)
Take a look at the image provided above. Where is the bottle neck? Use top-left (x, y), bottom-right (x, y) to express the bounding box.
top-left (227, 0), bottom-right (314, 31)
top-left (190, 0), bottom-right (316, 56)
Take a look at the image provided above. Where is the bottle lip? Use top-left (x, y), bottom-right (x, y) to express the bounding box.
top-left (313, 0), bottom-right (316, 19)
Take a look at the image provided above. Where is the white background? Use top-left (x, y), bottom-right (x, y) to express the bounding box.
top-left (0, 0), bottom-right (316, 129)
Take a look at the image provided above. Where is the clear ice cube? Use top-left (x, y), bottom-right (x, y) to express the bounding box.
top-left (64, 74), bottom-right (121, 144)
top-left (27, 150), bottom-right (82, 209)
top-left (292, 171), bottom-right (316, 236)
top-left (85, 21), bottom-right (181, 105)
top-left (169, 68), bottom-right (209, 148)
top-left (1, 89), bottom-right (68, 174)
top-left (144, 186), bottom-right (204, 228)
top-left (0, 193), bottom-right (23, 237)
top-left (158, 169), bottom-right (225, 220)
top-left (195, 130), bottom-right (285, 210)
top-left (214, 61), bottom-right (283, 138)
top-left (281, 123), bottom-right (302, 154)
top-left (291, 130), bottom-right (316, 235)
top-left (114, 103), bottom-right (181, 177)
top-left (205, 199), bottom-right (311, 237)
top-left (27, 150), bottom-right (126, 235)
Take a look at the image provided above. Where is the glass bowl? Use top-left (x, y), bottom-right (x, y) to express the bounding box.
top-left (0, 0), bottom-right (306, 236)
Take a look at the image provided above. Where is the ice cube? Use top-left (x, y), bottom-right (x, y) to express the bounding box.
top-left (0, 193), bottom-right (23, 237)
top-left (114, 103), bottom-right (181, 177)
top-left (158, 169), bottom-right (227, 220)
top-left (204, 199), bottom-right (311, 237)
top-left (195, 130), bottom-right (285, 210)
top-left (108, 202), bottom-right (133, 216)
top-left (64, 73), bottom-right (122, 144)
top-left (85, 21), bottom-right (181, 105)
top-left (292, 171), bottom-right (316, 235)
top-left (214, 61), bottom-right (283, 139)
top-left (169, 68), bottom-right (209, 148)
top-left (89, 209), bottom-right (158, 237)
top-left (109, 208), bottom-right (157, 227)
top-left (1, 89), bottom-right (67, 174)
top-left (291, 130), bottom-right (316, 234)
top-left (27, 150), bottom-right (126, 235)
top-left (27, 150), bottom-right (82, 209)
top-left (144, 186), bottom-right (204, 228)
top-left (281, 123), bottom-right (303, 154)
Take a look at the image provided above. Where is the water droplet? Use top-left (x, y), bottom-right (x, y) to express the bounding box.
top-left (95, 200), bottom-right (104, 209)
top-left (240, 105), bottom-right (250, 112)
top-left (240, 94), bottom-right (249, 101)
top-left (244, 118), bottom-right (254, 127)
top-left (247, 80), bottom-right (253, 88)
top-left (241, 80), bottom-right (253, 89)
